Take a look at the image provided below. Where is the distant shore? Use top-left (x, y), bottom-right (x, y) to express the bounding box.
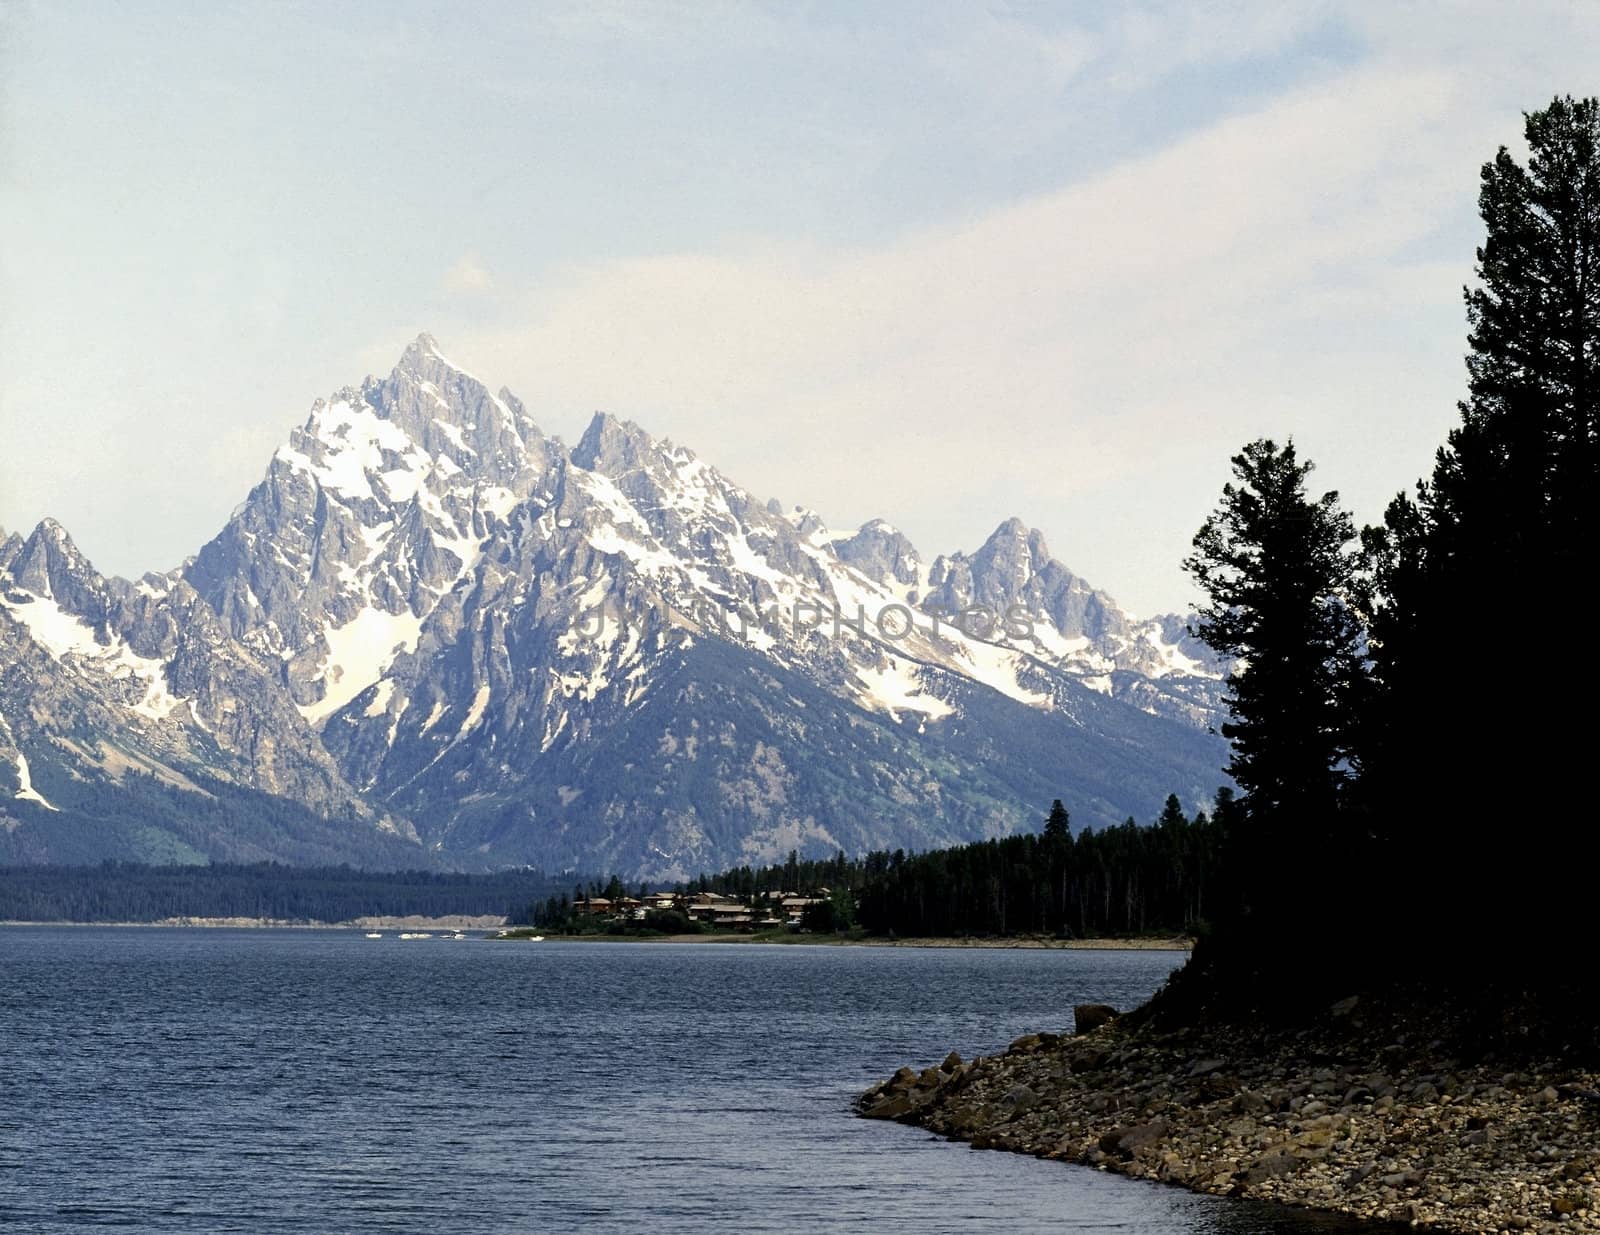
top-left (1, 919), bottom-right (1192, 950)
top-left (0, 914), bottom-right (510, 931)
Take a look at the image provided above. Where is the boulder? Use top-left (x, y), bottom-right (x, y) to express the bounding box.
top-left (1242, 1152), bottom-right (1302, 1185)
top-left (998, 1084), bottom-right (1041, 1119)
top-left (1232, 1088), bottom-right (1269, 1115)
top-left (1074, 1003), bottom-right (1119, 1035)
top-left (1553, 1193), bottom-right (1584, 1216)
top-left (862, 1093), bottom-right (914, 1120)
top-left (1098, 1118), bottom-right (1170, 1157)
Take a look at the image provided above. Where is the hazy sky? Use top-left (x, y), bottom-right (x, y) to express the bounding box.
top-left (3, 2), bottom-right (1598, 616)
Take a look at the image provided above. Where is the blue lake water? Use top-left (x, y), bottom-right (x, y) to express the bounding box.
top-left (0, 930), bottom-right (1389, 1233)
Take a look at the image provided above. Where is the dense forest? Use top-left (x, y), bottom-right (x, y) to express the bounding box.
top-left (525, 791), bottom-right (1228, 939)
top-left (1172, 95), bottom-right (1600, 1012)
top-left (850, 793), bottom-right (1224, 938)
top-left (0, 862), bottom-right (575, 923)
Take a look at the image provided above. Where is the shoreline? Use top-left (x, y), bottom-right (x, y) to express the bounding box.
top-left (1, 920), bottom-right (1191, 950)
top-left (504, 931), bottom-right (1192, 950)
top-left (859, 1003), bottom-right (1600, 1232)
top-left (0, 914), bottom-right (511, 930)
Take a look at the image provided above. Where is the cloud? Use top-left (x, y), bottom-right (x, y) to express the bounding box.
top-left (417, 61), bottom-right (1487, 614)
top-left (18, 0), bottom-right (1594, 610)
top-left (443, 252), bottom-right (495, 295)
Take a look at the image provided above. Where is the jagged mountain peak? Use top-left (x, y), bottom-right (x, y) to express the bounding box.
top-left (183, 335), bottom-right (561, 726)
top-left (368, 335), bottom-right (537, 459)
top-left (976, 516), bottom-right (1054, 563)
top-left (969, 517), bottom-right (1058, 591)
top-left (26, 516), bottom-right (84, 555)
top-left (397, 331), bottom-right (446, 369)
top-left (387, 332), bottom-right (541, 432)
top-left (259, 334), bottom-right (545, 514)
top-left (389, 332), bottom-right (500, 399)
top-left (0, 529), bottom-right (21, 575)
top-left (573, 411), bottom-right (669, 475)
top-left (833, 518), bottom-right (922, 588)
top-left (922, 518), bottom-right (1136, 665)
top-left (387, 333), bottom-right (481, 403)
top-left (9, 518), bottom-right (104, 615)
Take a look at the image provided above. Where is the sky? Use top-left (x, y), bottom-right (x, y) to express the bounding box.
top-left (3, 1), bottom-right (1599, 617)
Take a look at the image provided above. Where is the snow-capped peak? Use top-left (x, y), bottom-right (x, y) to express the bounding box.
top-left (184, 336), bottom-right (555, 727)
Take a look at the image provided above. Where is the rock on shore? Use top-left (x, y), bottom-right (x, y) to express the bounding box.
top-left (858, 999), bottom-right (1600, 1232)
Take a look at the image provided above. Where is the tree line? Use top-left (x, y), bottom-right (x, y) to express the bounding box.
top-left (521, 791), bottom-right (1230, 939)
top-left (850, 794), bottom-right (1227, 938)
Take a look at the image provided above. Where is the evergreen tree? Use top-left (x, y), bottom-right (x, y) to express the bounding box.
top-left (1464, 95), bottom-right (1600, 520)
top-left (1185, 440), bottom-right (1367, 818)
top-left (1183, 439), bottom-right (1368, 973)
top-left (1043, 799), bottom-right (1072, 934)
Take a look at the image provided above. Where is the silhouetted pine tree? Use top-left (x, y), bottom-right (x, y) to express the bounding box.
top-left (1183, 439), bottom-right (1369, 982)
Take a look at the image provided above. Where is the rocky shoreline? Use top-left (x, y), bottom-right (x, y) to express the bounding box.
top-left (858, 999), bottom-right (1600, 1232)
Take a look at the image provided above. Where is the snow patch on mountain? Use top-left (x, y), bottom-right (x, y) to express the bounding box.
top-left (0, 591), bottom-right (183, 720)
top-left (855, 656), bottom-right (955, 722)
top-left (2, 590), bottom-right (105, 658)
top-left (11, 750), bottom-right (57, 811)
top-left (300, 606), bottom-right (424, 724)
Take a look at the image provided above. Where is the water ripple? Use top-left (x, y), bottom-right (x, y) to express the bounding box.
top-left (1, 930), bottom-right (1387, 1234)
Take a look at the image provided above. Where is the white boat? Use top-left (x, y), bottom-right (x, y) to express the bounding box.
top-left (398, 931), bottom-right (433, 940)
top-left (364, 932), bottom-right (383, 939)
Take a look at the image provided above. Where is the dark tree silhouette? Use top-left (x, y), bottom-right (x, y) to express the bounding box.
top-left (1183, 439), bottom-right (1368, 978)
top-left (1364, 96), bottom-right (1600, 973)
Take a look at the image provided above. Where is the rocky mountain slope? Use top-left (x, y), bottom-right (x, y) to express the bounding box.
top-left (2, 335), bottom-right (1231, 877)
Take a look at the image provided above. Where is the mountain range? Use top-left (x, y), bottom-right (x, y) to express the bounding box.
top-left (1, 335), bottom-right (1230, 878)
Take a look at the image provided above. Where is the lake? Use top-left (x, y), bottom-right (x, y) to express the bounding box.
top-left (0, 929), bottom-right (1389, 1232)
